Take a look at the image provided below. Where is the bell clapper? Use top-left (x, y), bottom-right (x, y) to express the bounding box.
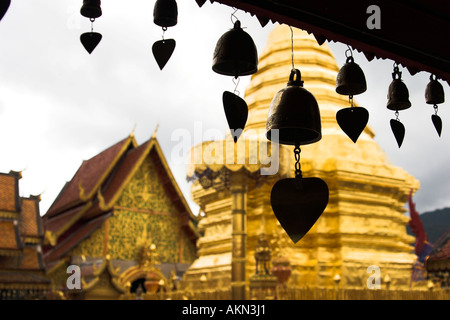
top-left (161, 26), bottom-right (167, 43)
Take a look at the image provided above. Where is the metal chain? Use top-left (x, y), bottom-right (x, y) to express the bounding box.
top-left (294, 145), bottom-right (302, 178)
top-left (434, 104), bottom-right (439, 115)
top-left (90, 18), bottom-right (95, 32)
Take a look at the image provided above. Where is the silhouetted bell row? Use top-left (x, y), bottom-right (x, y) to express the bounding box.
top-left (334, 48), bottom-right (446, 147)
top-left (79, 0), bottom-right (179, 68)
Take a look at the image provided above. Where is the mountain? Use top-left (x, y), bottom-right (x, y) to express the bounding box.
top-left (406, 207), bottom-right (450, 244)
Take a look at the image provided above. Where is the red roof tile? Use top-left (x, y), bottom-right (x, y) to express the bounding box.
top-left (0, 245), bottom-right (43, 270)
top-left (44, 213), bottom-right (110, 263)
top-left (0, 271), bottom-right (50, 286)
top-left (428, 228), bottom-right (450, 261)
top-left (19, 198), bottom-right (43, 238)
top-left (0, 220), bottom-right (21, 250)
top-left (45, 137), bottom-right (133, 217)
top-left (0, 173), bottom-right (19, 213)
top-left (43, 204), bottom-right (85, 234)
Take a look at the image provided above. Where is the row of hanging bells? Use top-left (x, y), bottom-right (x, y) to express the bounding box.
top-left (387, 65), bottom-right (445, 147)
top-left (266, 27), bottom-right (329, 244)
top-left (212, 11), bottom-right (258, 143)
top-left (78, 0), bottom-right (179, 69)
top-left (334, 47), bottom-right (445, 147)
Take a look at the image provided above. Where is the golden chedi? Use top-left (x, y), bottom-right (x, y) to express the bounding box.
top-left (182, 24), bottom-right (418, 295)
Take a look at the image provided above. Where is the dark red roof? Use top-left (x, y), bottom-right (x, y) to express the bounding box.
top-left (43, 204), bottom-right (85, 234)
top-left (44, 213), bottom-right (110, 263)
top-left (45, 137), bottom-right (133, 218)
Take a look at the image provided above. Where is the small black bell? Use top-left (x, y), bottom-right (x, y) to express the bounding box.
top-left (153, 0), bottom-right (178, 28)
top-left (266, 69), bottom-right (322, 146)
top-left (336, 56), bottom-right (367, 96)
top-left (425, 75), bottom-right (445, 105)
top-left (387, 66), bottom-right (411, 111)
top-left (80, 0), bottom-right (102, 19)
top-left (212, 20), bottom-right (258, 77)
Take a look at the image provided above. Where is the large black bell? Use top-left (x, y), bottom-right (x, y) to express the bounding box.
top-left (153, 0), bottom-right (178, 28)
top-left (387, 68), bottom-right (411, 111)
top-left (80, 0), bottom-right (102, 19)
top-left (425, 75), bottom-right (445, 105)
top-left (0, 0), bottom-right (10, 22)
top-left (336, 56), bottom-right (367, 95)
top-left (212, 20), bottom-right (258, 77)
top-left (266, 69), bottom-right (322, 146)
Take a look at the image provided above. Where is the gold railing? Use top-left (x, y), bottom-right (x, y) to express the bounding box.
top-left (121, 286), bottom-right (449, 300)
top-left (285, 286), bottom-right (450, 300)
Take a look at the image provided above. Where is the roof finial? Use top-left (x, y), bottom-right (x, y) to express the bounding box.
top-left (152, 123), bottom-right (160, 139)
top-left (130, 123), bottom-right (137, 137)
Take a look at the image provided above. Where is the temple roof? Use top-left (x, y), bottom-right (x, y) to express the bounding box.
top-left (0, 171), bottom-right (49, 290)
top-left (426, 228), bottom-right (450, 272)
top-left (43, 133), bottom-right (199, 263)
top-left (46, 136), bottom-right (137, 218)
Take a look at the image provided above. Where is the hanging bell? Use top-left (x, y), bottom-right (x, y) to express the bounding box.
top-left (153, 0), bottom-right (178, 28)
top-left (0, 0), bottom-right (10, 22)
top-left (336, 56), bottom-right (367, 95)
top-left (266, 69), bottom-right (322, 146)
top-left (425, 75), bottom-right (445, 105)
top-left (80, 0), bottom-right (102, 19)
top-left (387, 67), bottom-right (411, 111)
top-left (425, 75), bottom-right (445, 137)
top-left (212, 20), bottom-right (258, 77)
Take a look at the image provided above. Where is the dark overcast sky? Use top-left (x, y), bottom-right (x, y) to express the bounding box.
top-left (0, 0), bottom-right (449, 216)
